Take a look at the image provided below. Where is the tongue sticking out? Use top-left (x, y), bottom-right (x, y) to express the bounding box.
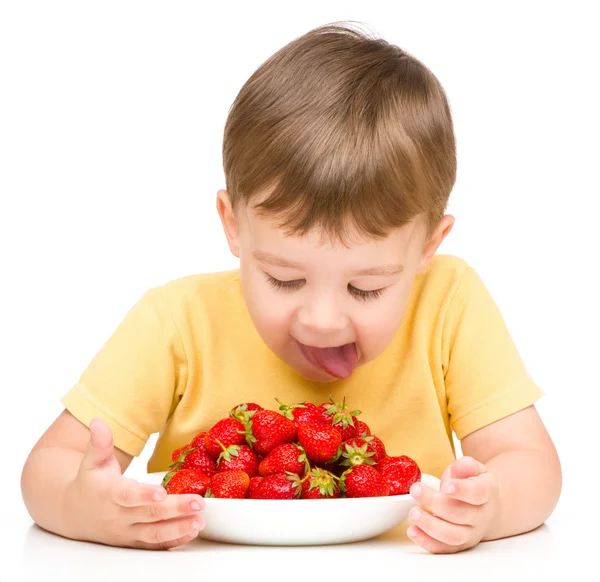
top-left (302, 342), bottom-right (358, 379)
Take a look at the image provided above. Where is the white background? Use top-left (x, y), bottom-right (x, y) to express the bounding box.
top-left (1, 1), bottom-right (599, 578)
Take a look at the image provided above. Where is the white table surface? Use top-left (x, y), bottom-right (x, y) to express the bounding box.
top-left (2, 468), bottom-right (588, 582)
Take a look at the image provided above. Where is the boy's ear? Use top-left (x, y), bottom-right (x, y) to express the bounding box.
top-left (216, 189), bottom-right (240, 258)
top-left (417, 214), bottom-right (455, 274)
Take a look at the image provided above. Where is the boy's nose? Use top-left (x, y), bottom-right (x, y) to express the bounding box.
top-left (296, 298), bottom-right (348, 336)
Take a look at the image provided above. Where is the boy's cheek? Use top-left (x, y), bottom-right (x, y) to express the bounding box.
top-left (353, 311), bottom-right (406, 361)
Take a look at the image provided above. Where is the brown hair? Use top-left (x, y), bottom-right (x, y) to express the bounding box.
top-left (222, 21), bottom-right (456, 246)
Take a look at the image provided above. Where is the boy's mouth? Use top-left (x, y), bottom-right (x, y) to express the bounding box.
top-left (297, 341), bottom-right (358, 379)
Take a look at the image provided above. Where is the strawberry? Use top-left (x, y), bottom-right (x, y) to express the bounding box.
top-left (318, 396), bottom-right (361, 440)
top-left (206, 470), bottom-right (250, 499)
top-left (190, 432), bottom-right (208, 451)
top-left (248, 475), bottom-right (264, 499)
top-left (340, 436), bottom-right (387, 468)
top-left (216, 443), bottom-right (259, 477)
top-left (253, 472), bottom-right (302, 499)
top-left (377, 455), bottom-right (421, 495)
top-left (276, 399), bottom-right (322, 426)
top-left (333, 421), bottom-right (359, 441)
top-left (205, 418), bottom-right (247, 458)
top-left (161, 469), bottom-right (210, 495)
top-left (243, 410), bottom-right (297, 456)
top-left (258, 443), bottom-right (309, 477)
top-left (230, 402), bottom-right (263, 425)
top-left (340, 464), bottom-right (390, 498)
top-left (367, 436), bottom-right (386, 461)
top-left (171, 444), bottom-right (190, 464)
top-left (301, 467), bottom-right (340, 499)
top-left (376, 455), bottom-right (418, 474)
top-left (355, 420), bottom-right (371, 437)
top-left (171, 447), bottom-right (218, 477)
top-left (297, 421), bottom-right (342, 464)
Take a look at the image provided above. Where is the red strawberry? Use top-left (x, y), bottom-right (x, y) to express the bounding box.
top-left (244, 410), bottom-right (297, 456)
top-left (276, 399), bottom-right (323, 426)
top-left (171, 444), bottom-right (190, 464)
top-left (362, 435), bottom-right (386, 461)
top-left (205, 418), bottom-right (247, 458)
top-left (377, 455), bottom-right (421, 495)
top-left (340, 464), bottom-right (390, 498)
top-left (318, 396), bottom-right (361, 440)
top-left (248, 475), bottom-right (264, 499)
top-left (171, 447), bottom-right (218, 477)
top-left (301, 467), bottom-right (340, 499)
top-left (207, 470), bottom-right (250, 499)
top-left (340, 436), bottom-right (387, 468)
top-left (216, 443), bottom-right (259, 477)
top-left (253, 473), bottom-right (302, 499)
top-left (333, 421), bottom-right (358, 441)
top-left (190, 432), bottom-right (208, 450)
top-left (161, 469), bottom-right (210, 496)
top-left (297, 421), bottom-right (342, 464)
top-left (376, 455), bottom-right (419, 474)
top-left (355, 420), bottom-right (371, 437)
top-left (230, 402), bottom-right (263, 425)
top-left (258, 443), bottom-right (309, 477)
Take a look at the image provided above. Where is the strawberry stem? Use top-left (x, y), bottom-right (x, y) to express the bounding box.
top-left (161, 470), bottom-right (176, 488)
top-left (275, 397), bottom-right (306, 420)
top-left (169, 446), bottom-right (198, 471)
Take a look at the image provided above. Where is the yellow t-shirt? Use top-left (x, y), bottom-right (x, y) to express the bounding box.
top-left (61, 254), bottom-right (543, 478)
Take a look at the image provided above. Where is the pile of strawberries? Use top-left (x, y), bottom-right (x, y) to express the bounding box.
top-left (161, 396), bottom-right (421, 499)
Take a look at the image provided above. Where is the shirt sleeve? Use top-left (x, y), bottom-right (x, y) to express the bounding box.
top-left (442, 267), bottom-right (544, 440)
top-left (61, 288), bottom-right (188, 456)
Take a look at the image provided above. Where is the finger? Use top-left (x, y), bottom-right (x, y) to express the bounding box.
top-left (129, 494), bottom-right (206, 523)
top-left (81, 418), bottom-right (116, 471)
top-left (441, 473), bottom-right (492, 506)
top-left (408, 506), bottom-right (472, 547)
top-left (406, 525), bottom-right (469, 555)
top-left (107, 476), bottom-right (168, 507)
top-left (133, 530), bottom-right (200, 551)
top-left (409, 482), bottom-right (479, 526)
top-left (130, 512), bottom-right (205, 546)
top-left (442, 456), bottom-right (486, 484)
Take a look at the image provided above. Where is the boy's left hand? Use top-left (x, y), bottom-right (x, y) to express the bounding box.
top-left (407, 456), bottom-right (500, 554)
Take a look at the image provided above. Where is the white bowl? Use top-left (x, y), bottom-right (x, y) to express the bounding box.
top-left (145, 471), bottom-right (440, 546)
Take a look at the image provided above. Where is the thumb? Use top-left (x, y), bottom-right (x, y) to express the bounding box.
top-left (81, 418), bottom-right (116, 471)
top-left (441, 456), bottom-right (487, 486)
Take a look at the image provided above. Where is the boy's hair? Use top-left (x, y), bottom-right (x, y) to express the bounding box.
top-left (222, 21), bottom-right (457, 245)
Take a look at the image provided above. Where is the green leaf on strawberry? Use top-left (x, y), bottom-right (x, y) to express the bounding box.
top-left (340, 441), bottom-right (377, 467)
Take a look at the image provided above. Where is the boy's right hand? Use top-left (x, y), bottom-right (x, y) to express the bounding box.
top-left (67, 418), bottom-right (206, 550)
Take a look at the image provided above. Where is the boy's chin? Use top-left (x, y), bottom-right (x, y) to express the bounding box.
top-left (297, 368), bottom-right (343, 383)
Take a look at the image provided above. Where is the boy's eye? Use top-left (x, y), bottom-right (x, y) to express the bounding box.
top-left (349, 286), bottom-right (384, 302)
top-left (265, 274), bottom-right (385, 301)
top-left (266, 275), bottom-right (303, 291)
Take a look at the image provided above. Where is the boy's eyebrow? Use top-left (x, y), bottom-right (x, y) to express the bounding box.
top-left (253, 250), bottom-right (404, 276)
top-left (354, 264), bottom-right (404, 276)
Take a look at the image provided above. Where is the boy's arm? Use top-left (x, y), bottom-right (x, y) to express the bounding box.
top-left (459, 404), bottom-right (562, 541)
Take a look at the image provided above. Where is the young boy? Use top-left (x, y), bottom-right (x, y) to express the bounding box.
top-left (20, 22), bottom-right (561, 554)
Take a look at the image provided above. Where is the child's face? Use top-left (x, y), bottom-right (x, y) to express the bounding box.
top-left (217, 189), bottom-right (453, 383)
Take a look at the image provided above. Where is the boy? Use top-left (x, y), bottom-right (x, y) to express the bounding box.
top-left (20, 22), bottom-right (561, 554)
